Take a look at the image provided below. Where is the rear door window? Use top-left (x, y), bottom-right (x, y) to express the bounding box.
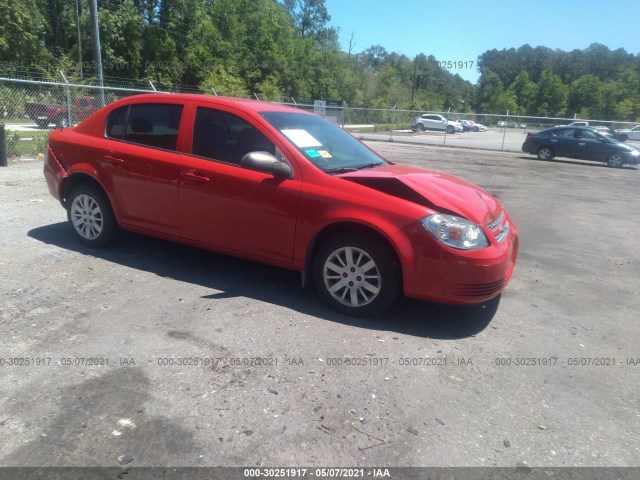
top-left (124, 104), bottom-right (183, 151)
top-left (105, 103), bottom-right (184, 151)
top-left (554, 128), bottom-right (576, 138)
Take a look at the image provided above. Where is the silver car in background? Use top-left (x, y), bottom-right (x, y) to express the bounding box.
top-left (413, 113), bottom-right (463, 134)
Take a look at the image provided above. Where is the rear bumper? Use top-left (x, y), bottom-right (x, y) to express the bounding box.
top-left (43, 146), bottom-right (67, 204)
top-left (521, 141), bottom-right (536, 154)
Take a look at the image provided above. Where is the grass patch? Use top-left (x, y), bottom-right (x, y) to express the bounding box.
top-left (5, 129), bottom-right (49, 158)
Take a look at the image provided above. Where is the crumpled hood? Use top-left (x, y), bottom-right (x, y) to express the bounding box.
top-left (338, 164), bottom-right (502, 225)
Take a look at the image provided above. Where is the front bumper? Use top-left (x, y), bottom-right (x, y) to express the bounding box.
top-left (400, 214), bottom-right (519, 304)
top-left (624, 153), bottom-right (640, 165)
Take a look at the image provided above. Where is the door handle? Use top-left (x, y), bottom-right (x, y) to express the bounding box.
top-left (180, 170), bottom-right (210, 182)
top-left (102, 155), bottom-right (124, 165)
top-left (578, 142), bottom-right (586, 146)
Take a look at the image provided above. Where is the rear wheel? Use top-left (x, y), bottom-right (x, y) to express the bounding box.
top-left (35, 119), bottom-right (49, 129)
top-left (313, 234), bottom-right (400, 316)
top-left (67, 183), bottom-right (119, 247)
top-left (617, 134), bottom-right (628, 142)
top-left (537, 146), bottom-right (553, 160)
top-left (607, 154), bottom-right (624, 168)
top-left (414, 123), bottom-right (425, 132)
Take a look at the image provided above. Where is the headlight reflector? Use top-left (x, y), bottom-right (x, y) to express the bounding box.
top-left (421, 214), bottom-right (489, 250)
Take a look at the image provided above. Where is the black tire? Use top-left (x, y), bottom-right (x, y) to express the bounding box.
top-left (617, 134), bottom-right (628, 142)
top-left (313, 233), bottom-right (400, 316)
top-left (537, 146), bottom-right (554, 160)
top-left (67, 183), bottom-right (119, 247)
top-left (35, 119), bottom-right (50, 129)
top-left (57, 117), bottom-right (69, 128)
top-left (414, 123), bottom-right (425, 132)
top-left (446, 125), bottom-right (455, 134)
top-left (607, 154), bottom-right (624, 168)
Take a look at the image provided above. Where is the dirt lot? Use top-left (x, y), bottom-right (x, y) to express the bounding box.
top-left (0, 144), bottom-right (639, 471)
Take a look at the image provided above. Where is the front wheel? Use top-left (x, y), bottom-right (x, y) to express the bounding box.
top-left (607, 154), bottom-right (624, 168)
top-left (35, 119), bottom-right (50, 129)
top-left (67, 183), bottom-right (119, 247)
top-left (446, 125), bottom-right (455, 134)
top-left (537, 147), bottom-right (553, 160)
top-left (313, 234), bottom-right (400, 316)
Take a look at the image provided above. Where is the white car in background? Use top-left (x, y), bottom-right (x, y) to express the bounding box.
top-left (615, 125), bottom-right (640, 141)
top-left (413, 114), bottom-right (463, 134)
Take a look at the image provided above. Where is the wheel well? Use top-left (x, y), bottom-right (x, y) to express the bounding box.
top-left (537, 145), bottom-right (554, 156)
top-left (62, 174), bottom-right (104, 208)
top-left (302, 222), bottom-right (403, 288)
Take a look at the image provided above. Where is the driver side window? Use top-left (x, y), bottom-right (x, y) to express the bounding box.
top-left (578, 129), bottom-right (598, 140)
top-left (192, 107), bottom-right (275, 165)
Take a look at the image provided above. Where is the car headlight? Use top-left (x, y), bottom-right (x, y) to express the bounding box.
top-left (631, 150), bottom-right (639, 156)
top-left (421, 214), bottom-right (489, 250)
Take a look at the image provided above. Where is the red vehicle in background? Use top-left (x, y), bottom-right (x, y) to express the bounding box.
top-left (43, 93), bottom-right (518, 316)
top-left (25, 96), bottom-right (99, 128)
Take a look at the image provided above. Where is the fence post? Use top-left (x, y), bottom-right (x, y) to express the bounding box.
top-left (501, 109), bottom-right (509, 151)
top-left (0, 123), bottom-right (7, 167)
top-left (60, 71), bottom-right (73, 126)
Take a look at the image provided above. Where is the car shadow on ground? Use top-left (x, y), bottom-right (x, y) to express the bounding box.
top-left (518, 155), bottom-right (638, 170)
top-left (28, 222), bottom-right (500, 340)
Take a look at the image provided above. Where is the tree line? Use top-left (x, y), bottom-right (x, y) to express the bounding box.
top-left (1, 0), bottom-right (638, 120)
top-left (477, 44), bottom-right (640, 120)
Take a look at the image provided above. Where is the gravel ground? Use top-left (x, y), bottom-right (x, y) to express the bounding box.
top-left (0, 144), bottom-right (639, 471)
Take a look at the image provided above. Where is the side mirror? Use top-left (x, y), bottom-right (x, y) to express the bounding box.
top-left (241, 151), bottom-right (293, 179)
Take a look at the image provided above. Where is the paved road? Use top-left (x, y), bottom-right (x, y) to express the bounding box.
top-left (1, 145), bottom-right (639, 469)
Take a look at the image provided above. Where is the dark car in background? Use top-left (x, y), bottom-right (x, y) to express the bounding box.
top-left (522, 126), bottom-right (640, 167)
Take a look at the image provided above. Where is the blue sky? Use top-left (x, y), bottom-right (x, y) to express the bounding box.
top-left (324, 0), bottom-right (640, 84)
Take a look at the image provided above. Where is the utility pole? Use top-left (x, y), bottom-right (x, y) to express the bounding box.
top-left (89, 0), bottom-right (105, 107)
top-left (411, 55), bottom-right (418, 103)
top-left (74, 0), bottom-right (82, 79)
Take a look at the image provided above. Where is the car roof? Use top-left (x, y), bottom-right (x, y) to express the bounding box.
top-left (539, 126), bottom-right (600, 134)
top-left (109, 93), bottom-right (308, 114)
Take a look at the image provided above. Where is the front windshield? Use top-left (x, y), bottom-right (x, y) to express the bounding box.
top-left (261, 111), bottom-right (388, 173)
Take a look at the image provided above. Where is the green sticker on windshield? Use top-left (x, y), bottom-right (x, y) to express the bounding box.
top-left (305, 149), bottom-right (321, 158)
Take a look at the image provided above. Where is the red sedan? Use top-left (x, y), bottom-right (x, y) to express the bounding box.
top-left (44, 94), bottom-right (518, 316)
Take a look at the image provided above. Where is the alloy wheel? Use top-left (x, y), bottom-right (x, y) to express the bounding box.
top-left (70, 193), bottom-right (104, 240)
top-left (322, 246), bottom-right (382, 308)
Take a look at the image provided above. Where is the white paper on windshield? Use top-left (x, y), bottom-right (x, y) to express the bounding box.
top-left (281, 129), bottom-right (322, 148)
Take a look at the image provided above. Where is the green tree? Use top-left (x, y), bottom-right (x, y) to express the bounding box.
top-left (0, 0), bottom-right (52, 75)
top-left (568, 75), bottom-right (603, 117)
top-left (534, 69), bottom-right (568, 116)
top-left (476, 68), bottom-right (503, 112)
top-left (507, 71), bottom-right (537, 114)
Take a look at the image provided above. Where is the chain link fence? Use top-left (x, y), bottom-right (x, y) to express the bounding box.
top-left (0, 76), bottom-right (167, 159)
top-left (1, 76), bottom-right (638, 161)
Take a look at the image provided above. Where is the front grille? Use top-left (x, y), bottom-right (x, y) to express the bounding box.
top-left (454, 279), bottom-right (505, 297)
top-left (486, 211), bottom-right (509, 243)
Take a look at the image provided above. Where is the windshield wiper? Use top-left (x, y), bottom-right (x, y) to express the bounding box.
top-left (325, 162), bottom-right (386, 175)
top-left (325, 167), bottom-right (359, 174)
top-left (352, 162), bottom-right (385, 170)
